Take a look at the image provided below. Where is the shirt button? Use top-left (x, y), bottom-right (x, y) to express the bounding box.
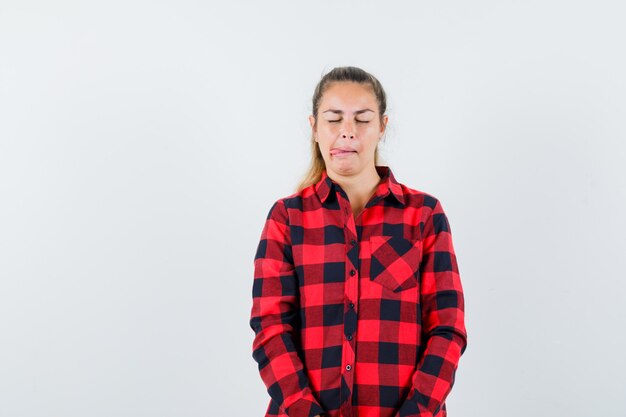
top-left (346, 334), bottom-right (353, 341)
top-left (350, 239), bottom-right (356, 245)
top-left (345, 364), bottom-right (352, 371)
top-left (350, 269), bottom-right (356, 276)
top-left (349, 302), bottom-right (354, 308)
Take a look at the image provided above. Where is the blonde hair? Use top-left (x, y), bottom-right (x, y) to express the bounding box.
top-left (295, 66), bottom-right (388, 193)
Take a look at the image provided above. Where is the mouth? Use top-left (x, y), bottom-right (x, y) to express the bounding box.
top-left (330, 148), bottom-right (357, 156)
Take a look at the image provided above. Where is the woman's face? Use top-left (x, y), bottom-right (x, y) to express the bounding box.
top-left (309, 81), bottom-right (387, 179)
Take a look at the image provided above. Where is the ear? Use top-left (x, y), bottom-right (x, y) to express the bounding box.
top-left (380, 114), bottom-right (388, 136)
top-left (309, 115), bottom-right (318, 141)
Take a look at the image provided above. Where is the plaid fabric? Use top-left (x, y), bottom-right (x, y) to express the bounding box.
top-left (250, 165), bottom-right (467, 417)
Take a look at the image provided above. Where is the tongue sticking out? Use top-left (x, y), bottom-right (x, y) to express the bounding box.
top-left (331, 149), bottom-right (357, 155)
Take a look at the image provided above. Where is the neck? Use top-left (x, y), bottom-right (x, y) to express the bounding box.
top-left (328, 166), bottom-right (382, 205)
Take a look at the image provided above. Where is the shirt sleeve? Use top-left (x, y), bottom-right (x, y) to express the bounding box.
top-left (249, 199), bottom-right (326, 417)
top-left (395, 198), bottom-right (468, 417)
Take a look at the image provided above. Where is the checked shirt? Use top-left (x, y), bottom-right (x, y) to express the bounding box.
top-left (250, 165), bottom-right (468, 417)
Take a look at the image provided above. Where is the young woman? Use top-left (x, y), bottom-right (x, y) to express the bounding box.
top-left (250, 66), bottom-right (468, 417)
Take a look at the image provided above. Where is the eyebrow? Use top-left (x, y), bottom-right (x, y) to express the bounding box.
top-left (322, 108), bottom-right (375, 115)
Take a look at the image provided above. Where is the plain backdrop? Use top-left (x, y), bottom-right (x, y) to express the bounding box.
top-left (1, 1), bottom-right (625, 416)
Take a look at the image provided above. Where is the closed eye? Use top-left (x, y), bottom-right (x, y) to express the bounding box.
top-left (328, 120), bottom-right (370, 123)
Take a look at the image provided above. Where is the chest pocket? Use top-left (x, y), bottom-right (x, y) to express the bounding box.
top-left (368, 235), bottom-right (421, 292)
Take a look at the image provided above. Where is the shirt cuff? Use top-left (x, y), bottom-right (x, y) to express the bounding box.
top-left (394, 392), bottom-right (435, 417)
top-left (283, 397), bottom-right (325, 417)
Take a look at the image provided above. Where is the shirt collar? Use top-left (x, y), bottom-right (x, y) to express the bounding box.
top-left (315, 165), bottom-right (406, 206)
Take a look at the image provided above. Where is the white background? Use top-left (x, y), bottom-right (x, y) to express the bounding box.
top-left (1, 1), bottom-right (625, 416)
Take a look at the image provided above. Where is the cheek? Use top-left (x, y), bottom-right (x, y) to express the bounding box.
top-left (359, 123), bottom-right (377, 133)
top-left (317, 128), bottom-right (338, 144)
top-left (317, 138), bottom-right (332, 152)
top-left (321, 124), bottom-right (339, 135)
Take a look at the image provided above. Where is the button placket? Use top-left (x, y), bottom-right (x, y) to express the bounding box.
top-left (337, 186), bottom-right (358, 413)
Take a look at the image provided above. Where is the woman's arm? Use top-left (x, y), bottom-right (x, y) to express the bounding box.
top-left (250, 199), bottom-right (325, 417)
top-left (395, 197), bottom-right (468, 417)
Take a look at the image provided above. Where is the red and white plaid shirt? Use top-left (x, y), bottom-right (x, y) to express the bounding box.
top-left (250, 165), bottom-right (467, 417)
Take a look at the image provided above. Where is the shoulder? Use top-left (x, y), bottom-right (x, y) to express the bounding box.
top-left (265, 181), bottom-right (319, 218)
top-left (262, 188), bottom-right (307, 223)
top-left (398, 183), bottom-right (455, 243)
top-left (398, 181), bottom-right (445, 215)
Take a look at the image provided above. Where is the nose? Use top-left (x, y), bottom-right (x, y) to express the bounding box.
top-left (341, 121), bottom-right (355, 139)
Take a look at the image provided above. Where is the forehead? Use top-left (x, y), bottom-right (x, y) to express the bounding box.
top-left (319, 81), bottom-right (378, 111)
